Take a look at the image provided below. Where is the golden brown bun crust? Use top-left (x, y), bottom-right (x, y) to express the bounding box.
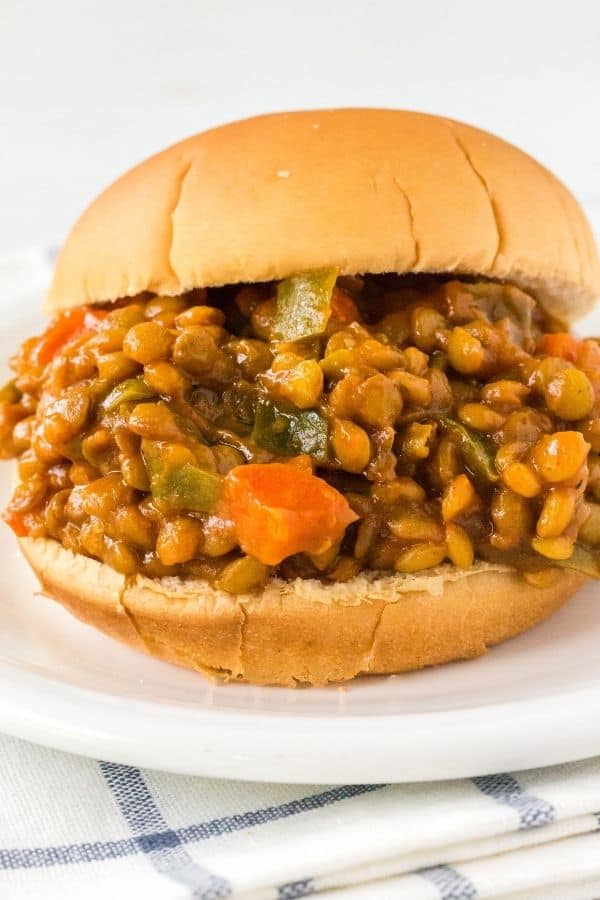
top-left (20, 537), bottom-right (586, 686)
top-left (47, 109), bottom-right (599, 322)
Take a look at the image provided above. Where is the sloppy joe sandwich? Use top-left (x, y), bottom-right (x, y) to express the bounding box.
top-left (3, 109), bottom-right (600, 685)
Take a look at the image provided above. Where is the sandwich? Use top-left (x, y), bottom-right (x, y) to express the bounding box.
top-left (2, 108), bottom-right (599, 685)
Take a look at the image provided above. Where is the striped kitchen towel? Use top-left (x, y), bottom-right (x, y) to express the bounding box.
top-left (3, 734), bottom-right (600, 899)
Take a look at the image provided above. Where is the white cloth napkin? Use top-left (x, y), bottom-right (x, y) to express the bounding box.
top-left (2, 733), bottom-right (600, 899)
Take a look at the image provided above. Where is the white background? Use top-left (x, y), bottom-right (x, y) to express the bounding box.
top-left (1, 0), bottom-right (600, 252)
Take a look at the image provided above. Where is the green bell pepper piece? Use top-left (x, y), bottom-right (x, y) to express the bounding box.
top-left (142, 440), bottom-right (222, 512)
top-left (101, 376), bottom-right (155, 412)
top-left (275, 268), bottom-right (339, 342)
top-left (253, 397), bottom-right (328, 461)
top-left (438, 417), bottom-right (498, 485)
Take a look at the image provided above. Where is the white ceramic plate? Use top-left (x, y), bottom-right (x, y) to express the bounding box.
top-left (1, 277), bottom-right (600, 784)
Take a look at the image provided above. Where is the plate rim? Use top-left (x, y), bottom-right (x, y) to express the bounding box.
top-left (2, 652), bottom-right (600, 783)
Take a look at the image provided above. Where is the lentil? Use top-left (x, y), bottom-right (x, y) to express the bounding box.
top-left (481, 380), bottom-right (529, 408)
top-left (531, 535), bottom-right (574, 560)
top-left (390, 513), bottom-right (445, 543)
top-left (531, 432), bottom-right (590, 483)
top-left (502, 462), bottom-right (542, 498)
top-left (458, 403), bottom-right (505, 433)
top-left (123, 321), bottom-right (175, 365)
top-left (445, 523), bottom-right (475, 568)
top-left (579, 503), bottom-right (600, 545)
top-left (395, 543), bottom-right (447, 573)
top-left (156, 517), bottom-right (204, 565)
top-left (331, 419), bottom-right (371, 472)
top-left (491, 487), bottom-right (533, 549)
top-left (536, 487), bottom-right (577, 538)
top-left (523, 569), bottom-right (562, 588)
top-left (442, 474), bottom-right (476, 522)
top-left (215, 555), bottom-right (269, 593)
top-left (265, 359), bottom-right (324, 409)
top-left (355, 374), bottom-right (403, 427)
top-left (447, 327), bottom-right (485, 375)
top-left (544, 367), bottom-right (595, 421)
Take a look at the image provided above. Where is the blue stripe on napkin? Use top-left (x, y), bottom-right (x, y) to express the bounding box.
top-left (0, 774), bottom-right (383, 872)
top-left (176, 783), bottom-right (386, 842)
top-left (100, 762), bottom-right (231, 899)
top-left (419, 864), bottom-right (477, 899)
top-left (472, 773), bottom-right (555, 829)
top-left (277, 878), bottom-right (315, 898)
top-left (0, 837), bottom-right (136, 870)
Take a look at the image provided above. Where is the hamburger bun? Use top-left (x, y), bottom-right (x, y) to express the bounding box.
top-left (48, 109), bottom-right (599, 322)
top-left (17, 109), bottom-right (599, 684)
top-left (21, 537), bottom-right (585, 685)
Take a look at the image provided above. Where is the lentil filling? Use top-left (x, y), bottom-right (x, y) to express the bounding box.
top-left (3, 272), bottom-right (600, 593)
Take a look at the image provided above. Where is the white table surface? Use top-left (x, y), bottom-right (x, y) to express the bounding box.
top-left (1, 0), bottom-right (599, 254)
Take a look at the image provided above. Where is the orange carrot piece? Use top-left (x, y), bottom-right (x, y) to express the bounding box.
top-left (330, 287), bottom-right (360, 325)
top-left (223, 463), bottom-right (358, 565)
top-left (536, 333), bottom-right (580, 363)
top-left (3, 509), bottom-right (28, 537)
top-left (576, 339), bottom-right (600, 372)
top-left (34, 307), bottom-right (106, 366)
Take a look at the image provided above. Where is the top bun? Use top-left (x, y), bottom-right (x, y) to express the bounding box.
top-left (48, 109), bottom-right (600, 322)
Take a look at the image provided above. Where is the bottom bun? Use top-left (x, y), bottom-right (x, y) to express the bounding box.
top-left (20, 537), bottom-right (585, 686)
